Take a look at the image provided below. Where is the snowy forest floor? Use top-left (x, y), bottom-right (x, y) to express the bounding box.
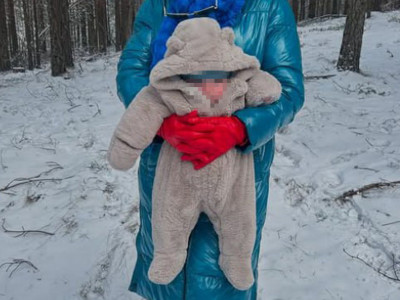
top-left (1, 10), bottom-right (400, 300)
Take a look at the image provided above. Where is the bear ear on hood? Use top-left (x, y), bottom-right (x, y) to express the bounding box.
top-left (166, 36), bottom-right (185, 55)
top-left (221, 27), bottom-right (235, 45)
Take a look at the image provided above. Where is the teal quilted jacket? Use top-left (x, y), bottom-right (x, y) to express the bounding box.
top-left (116, 0), bottom-right (304, 299)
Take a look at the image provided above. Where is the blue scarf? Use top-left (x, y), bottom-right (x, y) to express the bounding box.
top-left (150, 0), bottom-right (246, 70)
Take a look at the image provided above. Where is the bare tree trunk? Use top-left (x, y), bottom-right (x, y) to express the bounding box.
top-left (75, 5), bottom-right (81, 49)
top-left (115, 0), bottom-right (121, 51)
top-left (326, 0), bottom-right (334, 14)
top-left (0, 0), bottom-right (11, 71)
top-left (309, 0), bottom-right (316, 18)
top-left (115, 0), bottom-right (134, 50)
top-left (49, 0), bottom-right (65, 75)
top-left (33, 0), bottom-right (41, 67)
top-left (95, 0), bottom-right (108, 53)
top-left (332, 0), bottom-right (339, 14)
top-left (38, 0), bottom-right (46, 53)
top-left (23, 0), bottom-right (34, 70)
top-left (6, 0), bottom-right (18, 57)
top-left (81, 9), bottom-right (87, 49)
top-left (299, 0), bottom-right (306, 21)
top-left (337, 0), bottom-right (368, 72)
top-left (106, 0), bottom-right (112, 47)
top-left (63, 0), bottom-right (73, 67)
top-left (88, 0), bottom-right (97, 54)
top-left (367, 0), bottom-right (372, 18)
top-left (49, 0), bottom-right (73, 76)
top-left (344, 0), bottom-right (348, 15)
top-left (317, 0), bottom-right (325, 16)
top-left (373, 0), bottom-right (381, 10)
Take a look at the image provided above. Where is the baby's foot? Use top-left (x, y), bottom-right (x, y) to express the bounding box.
top-left (148, 251), bottom-right (187, 284)
top-left (218, 254), bottom-right (254, 290)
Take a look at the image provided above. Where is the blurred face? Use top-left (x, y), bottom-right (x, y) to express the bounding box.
top-left (186, 78), bottom-right (229, 101)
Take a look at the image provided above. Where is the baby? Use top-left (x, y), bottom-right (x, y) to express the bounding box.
top-left (107, 17), bottom-right (281, 290)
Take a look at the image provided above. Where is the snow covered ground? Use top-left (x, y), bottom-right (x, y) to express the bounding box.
top-left (1, 10), bottom-right (400, 300)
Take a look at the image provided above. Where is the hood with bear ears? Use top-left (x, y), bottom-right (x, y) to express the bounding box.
top-left (149, 17), bottom-right (262, 94)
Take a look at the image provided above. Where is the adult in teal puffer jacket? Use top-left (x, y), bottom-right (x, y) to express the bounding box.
top-left (116, 0), bottom-right (304, 299)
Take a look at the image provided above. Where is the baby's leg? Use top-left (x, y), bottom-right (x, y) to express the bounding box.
top-left (209, 155), bottom-right (257, 290)
top-left (148, 161), bottom-right (202, 285)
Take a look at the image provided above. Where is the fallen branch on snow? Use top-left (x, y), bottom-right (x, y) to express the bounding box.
top-left (1, 218), bottom-right (55, 237)
top-left (382, 220), bottom-right (400, 227)
top-left (343, 248), bottom-right (400, 282)
top-left (0, 175), bottom-right (74, 193)
top-left (0, 259), bottom-right (39, 278)
top-left (0, 165), bottom-right (73, 193)
top-left (335, 180), bottom-right (400, 203)
top-left (305, 74), bottom-right (336, 80)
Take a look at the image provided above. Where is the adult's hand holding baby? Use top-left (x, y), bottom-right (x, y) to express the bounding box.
top-left (157, 110), bottom-right (215, 153)
top-left (158, 110), bottom-right (249, 170)
top-left (181, 114), bottom-right (248, 169)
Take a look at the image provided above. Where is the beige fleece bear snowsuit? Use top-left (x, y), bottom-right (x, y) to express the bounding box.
top-left (107, 17), bottom-right (282, 291)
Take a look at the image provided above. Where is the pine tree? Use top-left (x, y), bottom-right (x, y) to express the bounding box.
top-left (88, 0), bottom-right (97, 54)
top-left (6, 0), bottom-right (18, 57)
top-left (337, 0), bottom-right (368, 72)
top-left (0, 0), bottom-right (11, 71)
top-left (49, 0), bottom-right (73, 76)
top-left (95, 0), bottom-right (108, 53)
top-left (33, 0), bottom-right (41, 67)
top-left (23, 0), bottom-right (34, 70)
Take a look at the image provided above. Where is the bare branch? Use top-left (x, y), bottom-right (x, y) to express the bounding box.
top-left (382, 220), bottom-right (400, 227)
top-left (0, 165), bottom-right (73, 193)
top-left (0, 175), bottom-right (74, 193)
top-left (92, 102), bottom-right (101, 118)
top-left (343, 248), bottom-right (400, 282)
top-left (305, 74), bottom-right (336, 80)
top-left (0, 259), bottom-right (39, 278)
top-left (335, 180), bottom-right (400, 203)
top-left (1, 218), bottom-right (55, 237)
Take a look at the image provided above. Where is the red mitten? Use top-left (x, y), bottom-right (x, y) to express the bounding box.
top-left (157, 110), bottom-right (216, 154)
top-left (180, 115), bottom-right (248, 170)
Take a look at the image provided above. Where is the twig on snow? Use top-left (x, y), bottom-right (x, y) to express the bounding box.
top-left (1, 218), bottom-right (55, 237)
top-left (67, 104), bottom-right (82, 112)
top-left (0, 164), bottom-right (72, 193)
top-left (332, 80), bottom-right (356, 94)
top-left (343, 248), bottom-right (400, 282)
top-left (305, 74), bottom-right (336, 80)
top-left (0, 258), bottom-right (39, 278)
top-left (382, 220), bottom-right (400, 227)
top-left (335, 180), bottom-right (400, 203)
top-left (92, 102), bottom-right (101, 118)
top-left (354, 165), bottom-right (379, 173)
top-left (392, 253), bottom-right (400, 281)
top-left (0, 175), bottom-right (74, 193)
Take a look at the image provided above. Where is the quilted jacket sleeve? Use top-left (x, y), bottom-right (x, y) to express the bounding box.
top-left (107, 87), bottom-right (170, 171)
top-left (116, 0), bottom-right (155, 108)
top-left (233, 0), bottom-right (305, 154)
